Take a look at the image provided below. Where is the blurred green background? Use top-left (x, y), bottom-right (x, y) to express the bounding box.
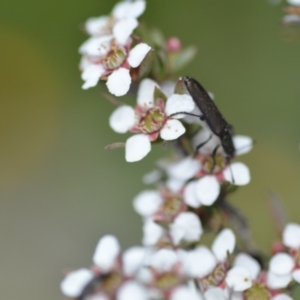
top-left (1, 0), bottom-right (300, 299)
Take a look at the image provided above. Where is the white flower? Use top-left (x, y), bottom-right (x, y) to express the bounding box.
top-left (225, 266), bottom-right (252, 292)
top-left (171, 285), bottom-right (204, 300)
top-left (85, 0), bottom-right (146, 37)
top-left (117, 280), bottom-right (148, 300)
top-left (93, 235), bottom-right (120, 271)
top-left (123, 246), bottom-right (147, 277)
top-left (169, 211), bottom-right (202, 245)
top-left (133, 190), bottom-right (163, 217)
top-left (142, 219), bottom-right (164, 246)
top-left (60, 268), bottom-right (94, 298)
top-left (283, 223), bottom-right (300, 249)
top-left (109, 79), bottom-right (195, 162)
top-left (149, 249), bottom-right (179, 272)
top-left (80, 42), bottom-right (151, 96)
top-left (233, 253), bottom-right (261, 280)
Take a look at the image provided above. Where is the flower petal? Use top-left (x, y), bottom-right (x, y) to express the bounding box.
top-left (183, 246), bottom-right (217, 278)
top-left (223, 162), bottom-right (250, 186)
top-left (85, 294), bottom-right (109, 300)
top-left (195, 175), bottom-right (220, 206)
top-left (292, 269), bottom-right (300, 283)
top-left (142, 219), bottom-right (164, 246)
top-left (60, 269), bottom-right (93, 298)
top-left (81, 64), bottom-right (105, 89)
top-left (269, 253), bottom-right (294, 276)
top-left (204, 287), bottom-right (227, 300)
top-left (79, 35), bottom-right (113, 56)
top-left (123, 246), bottom-right (147, 277)
top-left (283, 223), bottom-right (300, 249)
top-left (150, 249), bottom-right (178, 272)
top-left (85, 16), bottom-right (110, 36)
top-left (272, 294), bottom-right (293, 300)
top-left (93, 235), bottom-right (120, 271)
top-left (113, 18), bottom-right (138, 45)
top-left (133, 190), bottom-right (163, 217)
top-left (287, 0), bottom-right (300, 5)
top-left (170, 212), bottom-right (202, 245)
top-left (183, 181), bottom-right (201, 208)
top-left (233, 135), bottom-right (253, 156)
top-left (109, 105), bottom-right (135, 133)
top-left (117, 281), bottom-right (148, 300)
top-left (212, 228), bottom-right (235, 262)
top-left (106, 68), bottom-right (131, 96)
top-left (165, 94), bottom-right (195, 117)
top-left (267, 271), bottom-right (292, 289)
top-left (160, 119), bottom-right (185, 140)
top-left (171, 285), bottom-right (204, 300)
top-left (112, 0), bottom-right (146, 19)
top-left (137, 78), bottom-right (158, 108)
top-left (167, 157), bottom-right (200, 181)
top-left (225, 267), bottom-right (252, 292)
top-left (166, 177), bottom-right (185, 193)
top-left (233, 253), bottom-right (261, 280)
top-left (125, 134), bottom-right (151, 162)
top-left (128, 43), bottom-right (151, 68)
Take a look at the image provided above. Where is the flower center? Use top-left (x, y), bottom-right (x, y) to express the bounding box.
top-left (140, 108), bottom-right (166, 134)
top-left (201, 153), bottom-right (227, 174)
top-left (102, 45), bottom-right (127, 70)
top-left (200, 263), bottom-right (227, 289)
top-left (244, 283), bottom-right (271, 300)
top-left (162, 196), bottom-right (183, 221)
top-left (100, 272), bottom-right (123, 294)
top-left (155, 273), bottom-right (180, 290)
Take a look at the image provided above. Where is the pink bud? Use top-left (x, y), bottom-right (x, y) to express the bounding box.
top-left (166, 37), bottom-right (182, 53)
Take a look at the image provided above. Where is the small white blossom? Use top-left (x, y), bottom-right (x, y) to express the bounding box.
top-left (117, 281), bottom-right (148, 300)
top-left (233, 253), bottom-right (261, 280)
top-left (283, 223), bottom-right (300, 249)
top-left (109, 79), bottom-right (195, 162)
top-left (142, 219), bottom-right (164, 246)
top-left (225, 266), bottom-right (252, 292)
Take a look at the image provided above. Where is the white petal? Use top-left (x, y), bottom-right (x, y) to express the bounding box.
top-left (133, 190), bottom-right (163, 217)
top-left (60, 269), bottom-right (93, 298)
top-left (223, 162), bottom-right (250, 186)
top-left (269, 253), bottom-right (294, 276)
top-left (287, 0), bottom-right (300, 5)
top-left (233, 135), bottom-right (253, 156)
top-left (125, 134), bottom-right (151, 162)
top-left (117, 281), bottom-right (148, 300)
top-left (93, 235), bottom-right (120, 271)
top-left (128, 43), bottom-right (151, 68)
top-left (81, 64), bottom-right (105, 89)
top-left (233, 253), bottom-right (261, 280)
top-left (283, 223), bottom-right (300, 249)
top-left (109, 105), bottom-right (135, 133)
top-left (225, 267), bottom-right (252, 292)
top-left (137, 78), bottom-right (158, 108)
top-left (212, 228), bottom-right (235, 262)
top-left (170, 212), bottom-right (202, 245)
top-left (195, 175), bottom-right (220, 206)
top-left (113, 18), bottom-right (138, 45)
top-left (167, 157), bottom-right (200, 181)
top-left (165, 94), bottom-right (195, 118)
top-left (113, 0), bottom-right (146, 19)
top-left (142, 219), bottom-right (164, 246)
top-left (204, 287), bottom-right (227, 300)
top-left (183, 181), bottom-right (201, 208)
top-left (166, 177), bottom-right (186, 193)
top-left (85, 294), bottom-right (109, 300)
top-left (160, 119), bottom-right (185, 140)
top-left (123, 246), bottom-right (147, 276)
top-left (292, 269), bottom-right (300, 283)
top-left (106, 68), bottom-right (131, 97)
top-left (267, 271), bottom-right (292, 289)
top-left (272, 294), bottom-right (293, 300)
top-left (160, 81), bottom-right (176, 98)
top-left (85, 16), bottom-right (110, 36)
top-left (171, 285), bottom-right (203, 300)
top-left (150, 249), bottom-right (178, 272)
top-left (183, 246), bottom-right (217, 278)
top-left (79, 35), bottom-right (113, 56)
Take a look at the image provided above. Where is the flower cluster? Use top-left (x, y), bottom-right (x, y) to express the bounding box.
top-left (60, 1), bottom-right (300, 300)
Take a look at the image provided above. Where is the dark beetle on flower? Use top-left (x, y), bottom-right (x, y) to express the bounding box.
top-left (182, 76), bottom-right (236, 161)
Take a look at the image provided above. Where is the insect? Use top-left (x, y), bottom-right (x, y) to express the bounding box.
top-left (182, 76), bottom-right (236, 161)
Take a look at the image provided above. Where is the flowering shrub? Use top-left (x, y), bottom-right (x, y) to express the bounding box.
top-left (61, 1), bottom-right (300, 299)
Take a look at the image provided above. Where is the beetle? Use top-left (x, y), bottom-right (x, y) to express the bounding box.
top-left (182, 76), bottom-right (236, 161)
